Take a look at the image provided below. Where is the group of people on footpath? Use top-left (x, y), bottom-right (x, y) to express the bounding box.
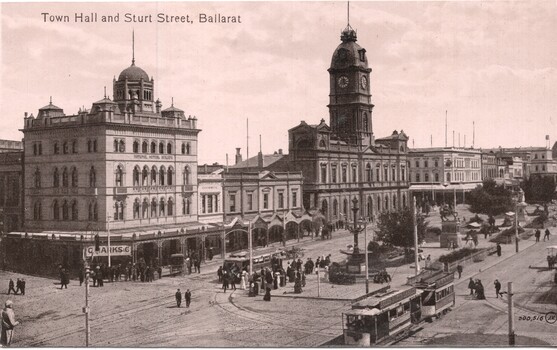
top-left (468, 278), bottom-right (486, 299)
top-left (1, 300), bottom-right (20, 346)
top-left (7, 279), bottom-right (25, 295)
top-left (534, 228), bottom-right (551, 242)
top-left (174, 288), bottom-right (192, 308)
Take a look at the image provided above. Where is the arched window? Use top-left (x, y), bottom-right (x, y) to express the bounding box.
top-left (367, 196), bottom-right (373, 220)
top-left (71, 167), bottom-right (78, 187)
top-left (151, 198), bottom-right (157, 217)
top-left (168, 197), bottom-right (174, 216)
top-left (142, 141), bottom-right (148, 153)
top-left (393, 195), bottom-right (397, 210)
top-left (186, 143), bottom-right (191, 155)
top-left (333, 199), bottom-right (338, 216)
top-left (168, 167), bottom-right (174, 186)
top-left (363, 112), bottom-right (369, 131)
top-left (446, 172), bottom-right (451, 182)
top-left (71, 200), bottom-right (78, 221)
top-left (366, 164), bottom-right (372, 182)
top-left (159, 142), bottom-right (164, 154)
top-left (142, 198), bottom-right (149, 218)
top-left (33, 202), bottom-right (42, 220)
top-left (151, 166), bottom-right (157, 185)
top-left (115, 165), bottom-right (124, 187)
top-left (343, 199), bottom-right (348, 219)
top-left (167, 143), bottom-right (172, 154)
top-left (62, 200), bottom-right (69, 220)
top-left (89, 166), bottom-right (96, 187)
top-left (72, 140), bottom-right (77, 153)
top-left (87, 140), bottom-right (92, 153)
top-left (63, 141), bottom-right (68, 154)
top-left (93, 140), bottom-right (97, 152)
top-left (53, 200), bottom-right (60, 220)
top-left (133, 199), bottom-right (140, 219)
top-left (94, 202), bottom-right (98, 220)
top-left (377, 195), bottom-right (382, 213)
top-left (181, 143), bottom-right (186, 154)
top-left (385, 196), bottom-right (389, 212)
top-left (184, 166), bottom-right (191, 185)
top-left (159, 166), bottom-right (166, 186)
top-left (402, 194), bottom-right (407, 208)
top-left (115, 200), bottom-right (124, 220)
top-left (62, 167), bottom-right (69, 187)
top-left (34, 168), bottom-right (41, 188)
top-left (133, 141), bottom-right (139, 153)
top-left (142, 166), bottom-right (149, 186)
top-left (119, 140), bottom-right (125, 153)
top-left (150, 142), bottom-right (156, 154)
top-left (160, 198), bottom-right (166, 216)
top-left (53, 167), bottom-right (59, 187)
top-left (183, 198), bottom-right (191, 215)
top-left (114, 139), bottom-right (119, 152)
top-left (54, 142), bottom-right (59, 154)
top-left (133, 166), bottom-right (140, 186)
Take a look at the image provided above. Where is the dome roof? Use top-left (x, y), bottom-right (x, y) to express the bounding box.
top-left (39, 101), bottom-right (63, 111)
top-left (330, 28), bottom-right (369, 70)
top-left (118, 64), bottom-right (150, 81)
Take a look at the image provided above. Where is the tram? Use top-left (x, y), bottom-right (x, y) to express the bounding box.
top-left (342, 286), bottom-right (422, 346)
top-left (223, 250), bottom-right (285, 274)
top-left (411, 270), bottom-right (455, 320)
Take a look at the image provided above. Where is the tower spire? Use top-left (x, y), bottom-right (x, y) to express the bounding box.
top-left (347, 1), bottom-right (350, 27)
top-left (132, 30), bottom-right (135, 66)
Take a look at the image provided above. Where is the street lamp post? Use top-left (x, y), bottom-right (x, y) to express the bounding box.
top-left (364, 221), bottom-right (369, 293)
top-left (107, 215), bottom-right (112, 267)
top-left (413, 196), bottom-right (420, 276)
top-left (514, 200), bottom-right (519, 253)
top-left (351, 198), bottom-right (360, 253)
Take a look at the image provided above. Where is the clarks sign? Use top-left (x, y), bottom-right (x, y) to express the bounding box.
top-left (84, 245), bottom-right (131, 258)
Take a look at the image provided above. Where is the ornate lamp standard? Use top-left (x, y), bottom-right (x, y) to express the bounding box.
top-left (351, 198), bottom-right (362, 254)
top-left (345, 198), bottom-right (366, 275)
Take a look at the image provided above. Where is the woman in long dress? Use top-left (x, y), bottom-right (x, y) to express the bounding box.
top-left (240, 270), bottom-right (247, 290)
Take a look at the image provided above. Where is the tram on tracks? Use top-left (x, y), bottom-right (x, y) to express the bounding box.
top-left (342, 286), bottom-right (422, 346)
top-left (342, 269), bottom-right (456, 345)
top-left (223, 250), bottom-right (285, 273)
top-left (410, 270), bottom-right (455, 320)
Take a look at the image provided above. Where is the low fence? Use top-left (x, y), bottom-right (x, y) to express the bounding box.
top-left (442, 246), bottom-right (497, 273)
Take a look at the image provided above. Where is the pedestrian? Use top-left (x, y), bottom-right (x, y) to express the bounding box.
top-left (7, 280), bottom-right (16, 295)
top-left (425, 255), bottom-right (432, 269)
top-left (185, 289), bottom-right (191, 308)
top-left (535, 229), bottom-right (541, 242)
top-left (548, 255), bottom-right (553, 270)
top-left (544, 228), bottom-right (551, 241)
top-left (14, 279), bottom-right (21, 295)
top-left (222, 271), bottom-right (229, 293)
top-left (195, 260), bottom-right (201, 274)
top-left (468, 277), bottom-right (475, 295)
top-left (175, 289), bottom-right (182, 307)
top-left (456, 264), bottom-right (463, 279)
top-left (475, 279), bottom-right (485, 300)
top-left (240, 270), bottom-right (247, 290)
top-left (60, 269), bottom-right (68, 289)
top-left (79, 268), bottom-right (84, 286)
top-left (157, 266), bottom-right (162, 280)
top-left (217, 266), bottom-right (223, 282)
top-left (263, 286), bottom-right (271, 301)
top-left (230, 273), bottom-right (237, 291)
top-left (1, 300), bottom-right (20, 346)
top-left (496, 243), bottom-right (502, 257)
top-left (494, 279), bottom-right (501, 298)
top-left (19, 280), bottom-right (25, 296)
top-left (186, 257), bottom-right (192, 275)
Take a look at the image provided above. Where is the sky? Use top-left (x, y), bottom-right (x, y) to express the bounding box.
top-left (1, 1), bottom-right (556, 165)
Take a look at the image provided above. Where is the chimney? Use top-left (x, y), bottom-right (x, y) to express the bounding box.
top-left (235, 148), bottom-right (242, 164)
top-left (278, 149), bottom-right (283, 155)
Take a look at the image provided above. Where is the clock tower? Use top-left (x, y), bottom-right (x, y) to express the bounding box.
top-left (328, 24), bottom-right (373, 147)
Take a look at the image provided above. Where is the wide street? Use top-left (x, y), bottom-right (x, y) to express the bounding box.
top-left (2, 206), bottom-right (557, 347)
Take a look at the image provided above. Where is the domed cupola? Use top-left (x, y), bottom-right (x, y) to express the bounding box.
top-left (118, 64), bottom-right (150, 81)
top-left (330, 25), bottom-right (368, 70)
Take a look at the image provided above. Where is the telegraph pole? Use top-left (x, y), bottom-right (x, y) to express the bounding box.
top-left (413, 196), bottom-right (420, 276)
top-left (508, 282), bottom-right (515, 345)
top-left (83, 258), bottom-right (91, 346)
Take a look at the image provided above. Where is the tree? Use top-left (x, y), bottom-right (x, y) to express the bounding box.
top-left (375, 208), bottom-right (428, 249)
top-left (467, 179), bottom-right (514, 215)
top-left (522, 176), bottom-right (556, 203)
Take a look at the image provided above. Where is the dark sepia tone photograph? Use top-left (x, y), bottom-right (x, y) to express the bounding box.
top-left (0, 1), bottom-right (556, 347)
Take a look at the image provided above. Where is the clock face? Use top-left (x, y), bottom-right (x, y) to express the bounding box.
top-left (360, 76), bottom-right (368, 89)
top-left (337, 76), bottom-right (349, 88)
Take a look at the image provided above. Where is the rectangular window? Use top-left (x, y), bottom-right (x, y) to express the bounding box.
top-left (331, 166), bottom-right (337, 183)
top-left (424, 160), bottom-right (429, 168)
top-left (416, 173), bottom-right (421, 182)
top-left (320, 165), bottom-right (327, 183)
top-left (352, 167), bottom-right (357, 183)
top-left (342, 166), bottom-right (347, 183)
top-left (208, 195), bottom-right (213, 214)
top-left (415, 160), bottom-right (420, 167)
top-left (278, 192), bottom-right (284, 209)
top-left (201, 195), bottom-right (206, 214)
top-left (263, 193), bottom-right (269, 209)
top-left (401, 168), bottom-right (406, 181)
top-left (229, 193), bottom-right (236, 212)
top-left (247, 193), bottom-right (253, 211)
top-left (292, 191), bottom-right (297, 207)
top-left (384, 168), bottom-right (388, 182)
top-left (392, 168), bottom-right (396, 181)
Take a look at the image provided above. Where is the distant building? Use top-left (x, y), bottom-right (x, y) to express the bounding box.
top-left (197, 164), bottom-right (224, 224)
top-left (0, 151), bottom-right (23, 233)
top-left (485, 146), bottom-right (557, 183)
top-left (0, 140), bottom-right (23, 153)
top-left (408, 147), bottom-right (482, 205)
top-left (480, 150), bottom-right (497, 180)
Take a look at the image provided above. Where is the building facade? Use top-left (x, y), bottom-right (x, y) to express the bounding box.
top-left (197, 164), bottom-right (224, 224)
top-left (284, 24), bottom-right (410, 224)
top-left (0, 151), bottom-right (24, 233)
top-left (408, 147), bottom-right (482, 205)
